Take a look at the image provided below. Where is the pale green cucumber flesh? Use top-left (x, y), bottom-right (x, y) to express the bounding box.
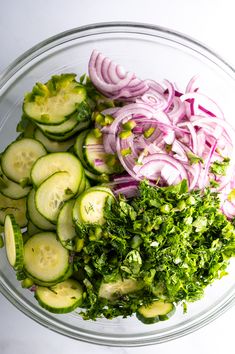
top-left (35, 171), bottom-right (75, 223)
top-left (1, 138), bottom-right (46, 183)
top-left (23, 232), bottom-right (70, 283)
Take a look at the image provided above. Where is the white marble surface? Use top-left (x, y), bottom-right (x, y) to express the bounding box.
top-left (0, 0), bottom-right (235, 353)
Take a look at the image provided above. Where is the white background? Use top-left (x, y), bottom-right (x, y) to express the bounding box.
top-left (0, 0), bottom-right (235, 353)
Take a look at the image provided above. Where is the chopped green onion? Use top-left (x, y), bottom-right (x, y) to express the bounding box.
top-left (119, 130), bottom-right (132, 139)
top-left (121, 147), bottom-right (132, 156)
top-left (75, 238), bottom-right (84, 252)
top-left (122, 120), bottom-right (136, 131)
top-left (21, 278), bottom-right (34, 288)
top-left (144, 127), bottom-right (155, 138)
top-left (228, 189), bottom-right (235, 203)
top-left (93, 128), bottom-right (102, 138)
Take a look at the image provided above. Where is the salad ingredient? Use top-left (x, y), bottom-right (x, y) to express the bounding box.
top-left (35, 171), bottom-right (75, 223)
top-left (23, 74), bottom-right (87, 125)
top-left (136, 301), bottom-right (175, 324)
top-left (73, 186), bottom-right (114, 225)
top-left (27, 189), bottom-right (55, 230)
top-left (57, 199), bottom-right (77, 250)
top-left (35, 279), bottom-right (83, 314)
top-left (31, 152), bottom-right (84, 191)
top-left (1, 138), bottom-right (47, 184)
top-left (34, 129), bottom-right (76, 153)
top-left (23, 232), bottom-right (70, 284)
top-left (4, 214), bottom-right (24, 270)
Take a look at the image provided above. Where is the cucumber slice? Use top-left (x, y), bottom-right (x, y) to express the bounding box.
top-left (24, 232), bottom-right (70, 283)
top-left (0, 193), bottom-right (27, 227)
top-left (84, 130), bottom-right (122, 175)
top-left (44, 120), bottom-right (90, 141)
top-left (23, 74), bottom-right (86, 125)
top-left (73, 187), bottom-right (114, 225)
top-left (4, 214), bottom-right (24, 270)
top-left (1, 138), bottom-right (47, 183)
top-left (27, 189), bottom-right (55, 230)
top-left (31, 152), bottom-right (83, 194)
top-left (35, 171), bottom-right (75, 223)
top-left (34, 129), bottom-right (75, 153)
top-left (57, 200), bottom-right (76, 250)
top-left (84, 169), bottom-right (109, 183)
top-left (74, 129), bottom-right (90, 168)
top-left (0, 166), bottom-right (31, 199)
top-left (99, 278), bottom-right (143, 301)
top-left (76, 175), bottom-right (86, 196)
top-left (37, 114), bottom-right (79, 136)
top-left (136, 301), bottom-right (176, 324)
top-left (35, 279), bottom-right (83, 314)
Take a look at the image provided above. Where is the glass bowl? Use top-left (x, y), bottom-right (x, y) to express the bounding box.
top-left (0, 22), bottom-right (235, 347)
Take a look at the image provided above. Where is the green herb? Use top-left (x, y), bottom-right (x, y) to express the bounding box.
top-left (210, 157), bottom-right (230, 176)
top-left (187, 152), bottom-right (204, 165)
top-left (74, 180), bottom-right (235, 320)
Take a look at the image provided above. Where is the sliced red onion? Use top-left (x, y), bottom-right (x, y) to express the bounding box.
top-left (89, 50), bottom-right (148, 99)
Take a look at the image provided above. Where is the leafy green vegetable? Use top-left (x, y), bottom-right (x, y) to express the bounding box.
top-left (74, 180), bottom-right (235, 320)
top-left (210, 157), bottom-right (230, 176)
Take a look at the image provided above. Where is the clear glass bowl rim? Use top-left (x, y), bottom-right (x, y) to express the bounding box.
top-left (0, 22), bottom-right (235, 347)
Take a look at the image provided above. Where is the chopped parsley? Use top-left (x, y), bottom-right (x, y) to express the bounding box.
top-left (210, 157), bottom-right (230, 176)
top-left (74, 180), bottom-right (235, 320)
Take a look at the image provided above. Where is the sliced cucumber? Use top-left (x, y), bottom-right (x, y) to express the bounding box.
top-left (23, 74), bottom-right (86, 125)
top-left (74, 129), bottom-right (90, 168)
top-left (76, 175), bottom-right (86, 196)
top-left (136, 301), bottom-right (176, 324)
top-left (37, 114), bottom-right (79, 136)
top-left (35, 279), bottom-right (83, 314)
top-left (31, 152), bottom-right (83, 194)
top-left (24, 232), bottom-right (70, 284)
top-left (34, 129), bottom-right (75, 153)
top-left (44, 120), bottom-right (89, 141)
top-left (84, 169), bottom-right (109, 183)
top-left (99, 278), bottom-right (143, 301)
top-left (27, 189), bottom-right (55, 231)
top-left (1, 138), bottom-right (47, 183)
top-left (84, 130), bottom-right (122, 175)
top-left (0, 166), bottom-right (31, 199)
top-left (35, 171), bottom-right (75, 223)
top-left (4, 214), bottom-right (24, 270)
top-left (57, 200), bottom-right (76, 250)
top-left (0, 193), bottom-right (27, 227)
top-left (73, 187), bottom-right (114, 225)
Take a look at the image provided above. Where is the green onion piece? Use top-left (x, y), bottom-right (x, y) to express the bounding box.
top-left (177, 200), bottom-right (186, 211)
top-left (75, 238), bottom-right (84, 252)
top-left (144, 127), bottom-right (155, 138)
top-left (21, 278), bottom-right (34, 288)
top-left (104, 114), bottom-right (114, 125)
top-left (131, 235), bottom-right (142, 249)
top-left (93, 112), bottom-right (104, 124)
top-left (119, 130), bottom-right (132, 139)
top-left (93, 128), bottom-right (102, 138)
top-left (121, 147), bottom-right (132, 156)
top-left (122, 120), bottom-right (136, 131)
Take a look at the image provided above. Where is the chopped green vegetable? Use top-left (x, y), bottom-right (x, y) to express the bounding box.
top-left (210, 157), bottom-right (230, 176)
top-left (74, 180), bottom-right (235, 320)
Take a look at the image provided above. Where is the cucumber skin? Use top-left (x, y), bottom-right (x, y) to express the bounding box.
top-left (35, 280), bottom-right (83, 314)
top-left (4, 214), bottom-right (24, 271)
top-left (136, 302), bottom-right (176, 324)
